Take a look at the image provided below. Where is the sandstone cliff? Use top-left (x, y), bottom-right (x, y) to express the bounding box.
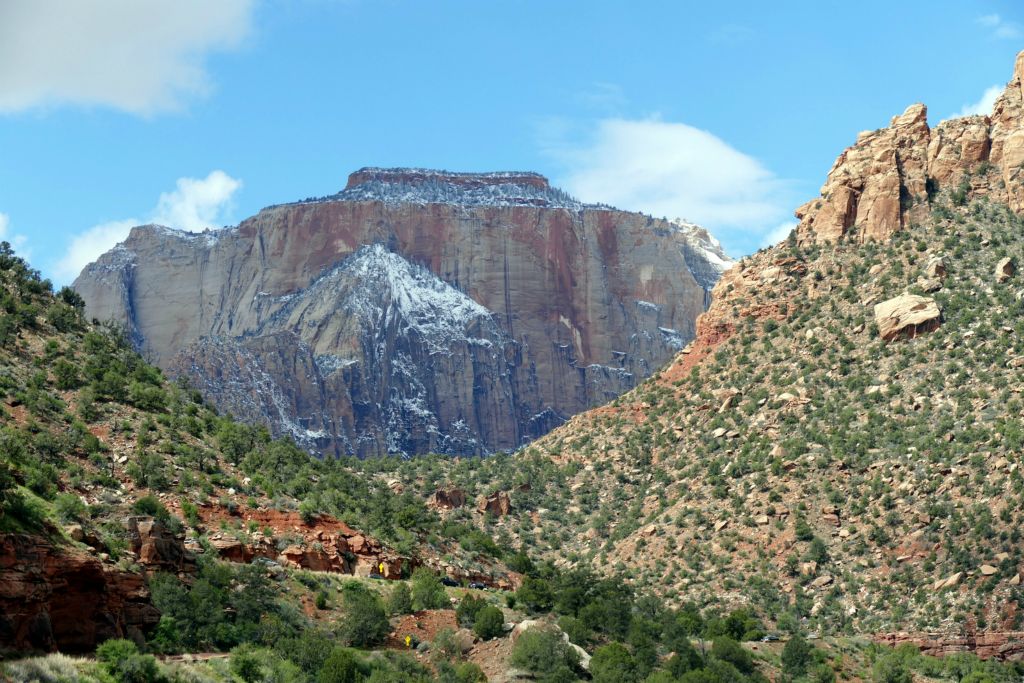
top-left (796, 51), bottom-right (1024, 244)
top-left (74, 170), bottom-right (731, 456)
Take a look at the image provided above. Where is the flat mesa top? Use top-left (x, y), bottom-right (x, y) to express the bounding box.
top-left (323, 167), bottom-right (599, 210)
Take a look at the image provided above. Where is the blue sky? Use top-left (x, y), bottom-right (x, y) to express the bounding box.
top-left (1, 0), bottom-right (1022, 283)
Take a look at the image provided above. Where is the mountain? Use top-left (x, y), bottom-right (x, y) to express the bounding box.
top-left (375, 52), bottom-right (1024, 642)
top-left (73, 169), bottom-right (731, 457)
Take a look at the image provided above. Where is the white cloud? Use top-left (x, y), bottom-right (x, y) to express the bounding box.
top-left (761, 221), bottom-right (798, 248)
top-left (0, 213), bottom-right (31, 260)
top-left (543, 117), bottom-right (794, 254)
top-left (978, 14), bottom-right (1021, 39)
top-left (153, 171), bottom-right (243, 230)
top-left (0, 1), bottom-right (254, 115)
top-left (54, 219), bottom-right (139, 284)
top-left (952, 84), bottom-right (1002, 118)
top-left (53, 171), bottom-right (242, 283)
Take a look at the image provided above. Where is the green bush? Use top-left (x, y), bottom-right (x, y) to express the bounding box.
top-left (456, 594), bottom-right (487, 627)
top-left (509, 626), bottom-right (579, 677)
top-left (781, 633), bottom-right (813, 678)
top-left (339, 583), bottom-right (389, 647)
top-left (54, 492), bottom-right (87, 523)
top-left (591, 642), bottom-right (640, 683)
top-left (386, 582), bottom-right (414, 616)
top-left (473, 605), bottom-right (505, 640)
top-left (710, 636), bottom-right (754, 674)
top-left (411, 568), bottom-right (448, 610)
top-left (95, 639), bottom-right (164, 683)
top-left (132, 495), bottom-right (170, 522)
top-left (319, 647), bottom-right (363, 683)
top-left (230, 644), bottom-right (264, 683)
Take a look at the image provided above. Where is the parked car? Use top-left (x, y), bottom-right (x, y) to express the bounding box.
top-left (441, 577), bottom-right (460, 587)
top-left (468, 582), bottom-right (487, 590)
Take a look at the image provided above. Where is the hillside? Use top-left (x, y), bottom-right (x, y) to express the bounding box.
top-left (0, 243), bottom-right (859, 683)
top-left (73, 169), bottom-right (731, 457)
top-left (366, 52), bottom-right (1024, 645)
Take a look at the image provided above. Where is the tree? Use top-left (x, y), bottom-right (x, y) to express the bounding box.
top-left (473, 605), bottom-right (505, 640)
top-left (710, 637), bottom-right (754, 675)
top-left (456, 594), bottom-right (486, 627)
top-left (872, 653), bottom-right (913, 683)
top-left (411, 568), bottom-right (448, 610)
top-left (387, 582), bottom-right (414, 616)
top-left (515, 575), bottom-right (554, 614)
top-left (591, 642), bottom-right (640, 683)
top-left (319, 647), bottom-right (362, 683)
top-left (509, 626), bottom-right (579, 677)
top-left (339, 583), bottom-right (389, 647)
top-left (781, 634), bottom-right (813, 678)
top-left (95, 639), bottom-right (163, 683)
top-left (230, 644), bottom-right (264, 683)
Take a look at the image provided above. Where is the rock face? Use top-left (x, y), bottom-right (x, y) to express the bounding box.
top-left (127, 516), bottom-right (195, 574)
top-left (0, 534), bottom-right (160, 653)
top-left (74, 169), bottom-right (732, 457)
top-left (873, 294), bottom-right (941, 341)
top-left (430, 487), bottom-right (467, 510)
top-left (796, 51), bottom-right (1024, 244)
top-left (874, 632), bottom-right (1024, 661)
top-left (477, 491), bottom-right (512, 517)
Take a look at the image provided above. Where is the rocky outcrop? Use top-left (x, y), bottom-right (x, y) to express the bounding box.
top-left (873, 294), bottom-right (941, 341)
top-left (127, 516), bottom-right (195, 574)
top-left (0, 534), bottom-right (159, 653)
top-left (477, 491), bottom-right (512, 517)
top-left (430, 487), bottom-right (467, 510)
top-left (74, 169), bottom-right (732, 457)
top-left (191, 506), bottom-right (410, 579)
top-left (874, 632), bottom-right (1024, 661)
top-left (796, 50), bottom-right (1024, 244)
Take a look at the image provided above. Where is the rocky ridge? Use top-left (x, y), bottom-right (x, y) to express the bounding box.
top-left (74, 170), bottom-right (732, 456)
top-left (796, 51), bottom-right (1024, 244)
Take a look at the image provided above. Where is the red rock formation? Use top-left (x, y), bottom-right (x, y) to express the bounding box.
top-left (0, 534), bottom-right (159, 653)
top-left (430, 487), bottom-right (467, 510)
top-left (797, 50), bottom-right (1024, 244)
top-left (127, 516), bottom-right (195, 574)
top-left (477, 491), bottom-right (512, 517)
top-left (874, 632), bottom-right (1024, 661)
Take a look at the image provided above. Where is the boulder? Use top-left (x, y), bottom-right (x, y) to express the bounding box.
top-left (430, 487), bottom-right (467, 510)
top-left (926, 257), bottom-right (946, 278)
top-left (996, 257), bottom-right (1016, 283)
top-left (874, 295), bottom-right (941, 341)
top-left (477, 491), bottom-right (513, 517)
top-left (127, 516), bottom-right (195, 573)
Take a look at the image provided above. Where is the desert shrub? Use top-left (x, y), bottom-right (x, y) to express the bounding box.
top-left (411, 567), bottom-right (448, 610)
top-left (95, 639), bottom-right (164, 683)
top-left (339, 582), bottom-right (389, 647)
top-left (473, 605), bottom-right (505, 640)
top-left (591, 642), bottom-right (640, 683)
top-left (386, 582), bottom-right (414, 616)
top-left (509, 626), bottom-right (579, 678)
